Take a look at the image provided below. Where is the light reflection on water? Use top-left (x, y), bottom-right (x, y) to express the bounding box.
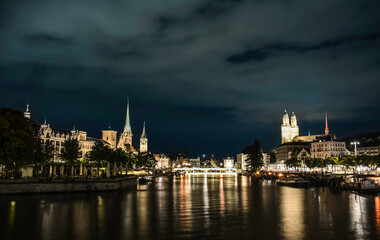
top-left (280, 187), bottom-right (305, 240)
top-left (0, 175), bottom-right (379, 240)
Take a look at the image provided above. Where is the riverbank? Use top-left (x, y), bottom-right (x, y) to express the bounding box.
top-left (258, 171), bottom-right (380, 194)
top-left (0, 176), bottom-right (137, 194)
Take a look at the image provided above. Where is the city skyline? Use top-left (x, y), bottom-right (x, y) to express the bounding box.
top-left (14, 100), bottom-right (376, 157)
top-left (0, 0), bottom-right (380, 155)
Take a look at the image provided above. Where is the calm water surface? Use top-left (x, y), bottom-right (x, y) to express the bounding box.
top-left (1, 175), bottom-right (380, 240)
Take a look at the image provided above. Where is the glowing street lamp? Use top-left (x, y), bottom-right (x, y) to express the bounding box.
top-left (351, 141), bottom-right (360, 157)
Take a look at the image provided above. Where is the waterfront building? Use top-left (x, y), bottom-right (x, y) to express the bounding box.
top-left (181, 158), bottom-right (190, 167)
top-left (262, 153), bottom-right (270, 170)
top-left (236, 153), bottom-right (248, 174)
top-left (223, 157), bottom-right (234, 168)
top-left (39, 120), bottom-right (102, 162)
top-left (189, 157), bottom-right (201, 167)
top-left (310, 140), bottom-right (350, 159)
top-left (25, 98), bottom-right (149, 163)
top-left (101, 129), bottom-right (117, 150)
top-left (357, 145), bottom-right (380, 156)
top-left (153, 154), bottom-right (170, 169)
top-left (276, 142), bottom-right (311, 164)
top-left (40, 120), bottom-right (71, 161)
top-left (297, 148), bottom-right (311, 161)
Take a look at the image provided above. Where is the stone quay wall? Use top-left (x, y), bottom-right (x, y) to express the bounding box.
top-left (0, 176), bottom-right (137, 194)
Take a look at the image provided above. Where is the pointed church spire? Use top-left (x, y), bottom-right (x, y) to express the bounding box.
top-left (325, 112), bottom-right (329, 136)
top-left (24, 104), bottom-right (31, 119)
top-left (141, 122), bottom-right (147, 138)
top-left (124, 97), bottom-right (132, 133)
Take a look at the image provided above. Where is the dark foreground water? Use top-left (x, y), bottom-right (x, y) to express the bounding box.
top-left (1, 175), bottom-right (380, 240)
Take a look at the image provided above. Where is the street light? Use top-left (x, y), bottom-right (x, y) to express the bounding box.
top-left (351, 141), bottom-right (360, 157)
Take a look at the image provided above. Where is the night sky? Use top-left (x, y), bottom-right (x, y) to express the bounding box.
top-left (0, 0), bottom-right (379, 157)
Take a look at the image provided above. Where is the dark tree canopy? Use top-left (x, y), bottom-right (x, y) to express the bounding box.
top-left (244, 140), bottom-right (264, 173)
top-left (60, 138), bottom-right (80, 166)
top-left (270, 149), bottom-right (277, 163)
top-left (0, 108), bottom-right (40, 172)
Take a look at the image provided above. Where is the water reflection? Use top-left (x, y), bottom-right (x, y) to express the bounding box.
top-left (376, 196), bottom-right (380, 235)
top-left (349, 193), bottom-right (368, 239)
top-left (220, 178), bottom-right (225, 216)
top-left (0, 176), bottom-right (379, 240)
top-left (280, 187), bottom-right (306, 240)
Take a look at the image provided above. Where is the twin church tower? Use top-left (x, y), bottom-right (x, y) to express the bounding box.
top-left (102, 98), bottom-right (148, 153)
top-left (281, 110), bottom-right (299, 144)
top-left (281, 110), bottom-right (331, 144)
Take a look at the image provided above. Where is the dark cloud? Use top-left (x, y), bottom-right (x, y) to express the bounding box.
top-left (197, 0), bottom-right (242, 16)
top-left (0, 0), bottom-right (380, 156)
top-left (24, 33), bottom-right (74, 45)
top-left (227, 32), bottom-right (380, 64)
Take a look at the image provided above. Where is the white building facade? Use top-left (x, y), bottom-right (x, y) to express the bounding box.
top-left (311, 141), bottom-right (350, 159)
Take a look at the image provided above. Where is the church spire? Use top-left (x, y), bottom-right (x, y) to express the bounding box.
top-left (325, 112), bottom-right (329, 136)
top-left (124, 97), bottom-right (132, 133)
top-left (141, 122), bottom-right (147, 138)
top-left (140, 121), bottom-right (148, 153)
top-left (24, 104), bottom-right (31, 119)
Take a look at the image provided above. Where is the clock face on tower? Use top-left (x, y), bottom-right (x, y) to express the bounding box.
top-left (141, 139), bottom-right (146, 144)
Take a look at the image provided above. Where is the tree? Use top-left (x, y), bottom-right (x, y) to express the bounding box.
top-left (269, 150), bottom-right (277, 163)
top-left (110, 148), bottom-right (130, 166)
top-left (134, 153), bottom-right (156, 169)
top-left (325, 157), bottom-right (338, 171)
top-left (40, 140), bottom-right (54, 164)
top-left (372, 155), bottom-right (380, 170)
top-left (285, 148), bottom-right (302, 169)
top-left (338, 156), bottom-right (356, 170)
top-left (0, 108), bottom-right (39, 176)
top-left (305, 158), bottom-right (324, 170)
top-left (166, 151), bottom-right (178, 169)
top-left (88, 141), bottom-right (111, 177)
top-left (60, 138), bottom-right (80, 175)
top-left (34, 140), bottom-right (55, 176)
top-left (245, 140), bottom-right (264, 174)
top-left (285, 157), bottom-right (302, 168)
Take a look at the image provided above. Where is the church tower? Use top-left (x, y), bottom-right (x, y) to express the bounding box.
top-left (102, 125), bottom-right (117, 150)
top-left (140, 122), bottom-right (148, 153)
top-left (281, 110), bottom-right (292, 144)
top-left (290, 112), bottom-right (299, 140)
top-left (24, 104), bottom-right (31, 119)
top-left (117, 97), bottom-right (134, 151)
top-left (325, 112), bottom-right (329, 136)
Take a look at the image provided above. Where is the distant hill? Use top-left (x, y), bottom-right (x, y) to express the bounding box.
top-left (343, 132), bottom-right (380, 150)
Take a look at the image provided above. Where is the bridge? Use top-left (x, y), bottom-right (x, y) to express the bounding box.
top-left (173, 167), bottom-right (237, 174)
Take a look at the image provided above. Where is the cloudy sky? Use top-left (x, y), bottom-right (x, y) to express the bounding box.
top-left (0, 0), bottom-right (379, 156)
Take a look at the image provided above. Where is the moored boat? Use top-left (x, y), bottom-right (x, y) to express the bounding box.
top-left (277, 178), bottom-right (310, 188)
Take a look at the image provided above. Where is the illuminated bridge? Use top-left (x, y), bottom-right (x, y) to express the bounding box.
top-left (173, 167), bottom-right (237, 174)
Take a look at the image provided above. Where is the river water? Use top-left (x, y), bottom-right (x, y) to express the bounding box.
top-left (0, 175), bottom-right (379, 240)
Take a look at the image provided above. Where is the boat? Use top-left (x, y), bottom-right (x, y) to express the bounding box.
top-left (138, 176), bottom-right (153, 184)
top-left (277, 178), bottom-right (310, 188)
